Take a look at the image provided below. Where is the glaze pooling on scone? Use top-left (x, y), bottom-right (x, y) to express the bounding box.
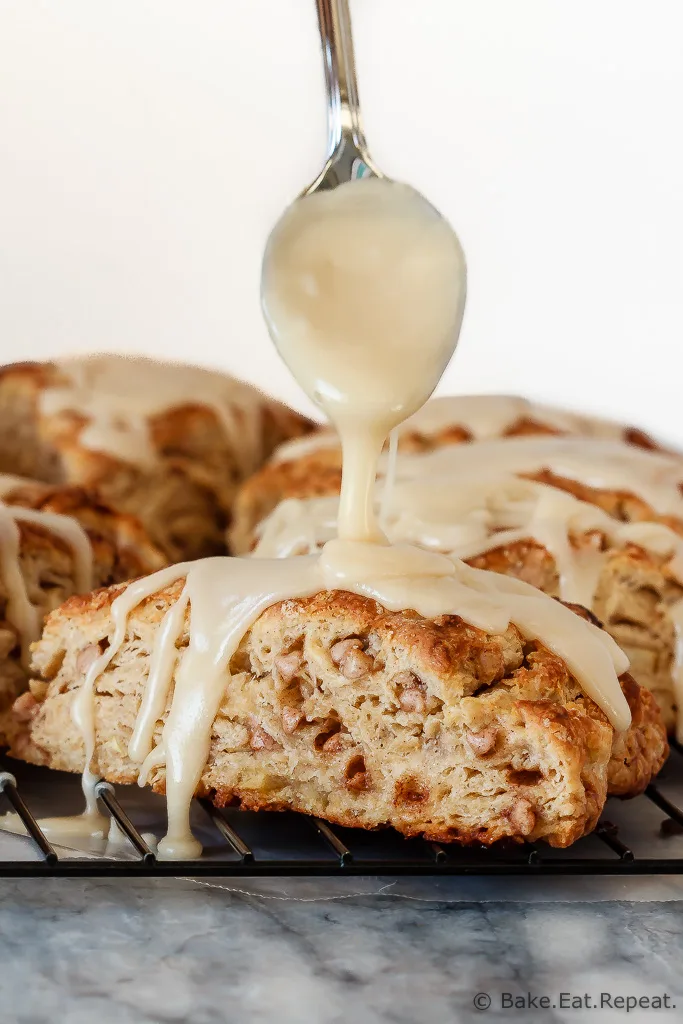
top-left (255, 437), bottom-right (683, 599)
top-left (0, 477), bottom-right (94, 666)
top-left (43, 178), bottom-right (637, 859)
top-left (270, 393), bottom-right (648, 466)
top-left (255, 434), bottom-right (683, 739)
top-left (0, 356), bottom-right (313, 563)
top-left (262, 179), bottom-right (466, 541)
top-left (40, 355), bottom-right (271, 475)
top-left (0, 472), bottom-right (168, 764)
top-left (256, 477), bottom-right (683, 609)
top-left (272, 434), bottom-right (683, 520)
top-left (399, 395), bottom-right (628, 442)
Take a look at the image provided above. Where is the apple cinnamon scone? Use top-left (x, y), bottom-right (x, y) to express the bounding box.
top-left (230, 394), bottom-right (665, 554)
top-left (234, 399), bottom-right (683, 738)
top-left (0, 356), bottom-right (312, 562)
top-left (0, 474), bottom-right (165, 743)
top-left (11, 578), bottom-right (667, 849)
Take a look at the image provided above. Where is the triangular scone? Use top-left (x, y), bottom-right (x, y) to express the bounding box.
top-left (229, 394), bottom-right (663, 554)
top-left (12, 581), bottom-right (667, 849)
top-left (0, 356), bottom-right (313, 562)
top-left (232, 403), bottom-right (683, 736)
top-left (0, 476), bottom-right (165, 743)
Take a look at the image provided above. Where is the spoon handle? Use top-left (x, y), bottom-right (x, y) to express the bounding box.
top-left (315, 0), bottom-right (366, 155)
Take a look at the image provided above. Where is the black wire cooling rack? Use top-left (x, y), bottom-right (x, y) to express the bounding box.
top-left (2, 743), bottom-right (683, 878)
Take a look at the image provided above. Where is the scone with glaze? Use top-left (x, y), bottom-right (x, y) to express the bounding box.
top-left (12, 580), bottom-right (667, 848)
top-left (0, 356), bottom-right (312, 561)
top-left (233, 395), bottom-right (683, 737)
top-left (230, 394), bottom-right (663, 554)
top-left (0, 475), bottom-right (165, 743)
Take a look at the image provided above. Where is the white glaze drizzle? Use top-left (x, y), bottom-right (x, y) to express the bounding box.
top-left (257, 475), bottom-right (683, 587)
top-left (255, 437), bottom-right (683, 602)
top-left (39, 355), bottom-right (273, 476)
top-left (69, 539), bottom-right (629, 860)
top-left (256, 438), bottom-right (683, 736)
top-left (270, 394), bottom-right (639, 465)
top-left (0, 480), bottom-right (98, 846)
top-left (0, 485), bottom-right (94, 666)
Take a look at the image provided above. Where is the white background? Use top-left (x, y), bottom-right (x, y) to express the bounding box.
top-left (1, 1), bottom-right (682, 437)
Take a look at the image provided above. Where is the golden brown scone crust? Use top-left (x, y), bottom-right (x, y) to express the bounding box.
top-left (467, 534), bottom-right (683, 733)
top-left (12, 580), bottom-right (667, 848)
top-left (230, 405), bottom-right (683, 734)
top-left (608, 673), bottom-right (668, 797)
top-left (0, 477), bottom-right (166, 743)
top-left (0, 360), bottom-right (313, 561)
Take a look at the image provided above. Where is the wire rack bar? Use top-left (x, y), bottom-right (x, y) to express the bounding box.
top-left (0, 769), bottom-right (56, 865)
top-left (595, 821), bottom-right (634, 862)
top-left (0, 857), bottom-right (682, 878)
top-left (645, 784), bottom-right (683, 829)
top-left (95, 781), bottom-right (156, 863)
top-left (199, 800), bottom-right (254, 863)
top-left (312, 818), bottom-right (352, 866)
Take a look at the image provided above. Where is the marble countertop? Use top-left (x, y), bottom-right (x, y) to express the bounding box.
top-left (2, 877), bottom-right (683, 1023)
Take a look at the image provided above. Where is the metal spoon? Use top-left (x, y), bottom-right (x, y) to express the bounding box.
top-left (306, 0), bottom-right (383, 193)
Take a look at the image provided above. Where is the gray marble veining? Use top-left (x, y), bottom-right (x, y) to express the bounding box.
top-left (1, 878), bottom-right (683, 1023)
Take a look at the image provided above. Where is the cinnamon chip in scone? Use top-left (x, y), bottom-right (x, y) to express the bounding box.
top-left (12, 582), bottom-right (667, 848)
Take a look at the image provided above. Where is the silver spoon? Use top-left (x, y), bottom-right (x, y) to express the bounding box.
top-left (306, 0), bottom-right (383, 193)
